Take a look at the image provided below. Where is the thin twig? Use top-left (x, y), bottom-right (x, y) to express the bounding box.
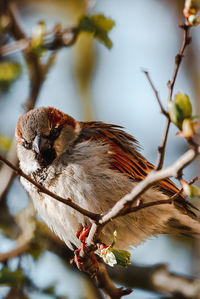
top-left (167, 24), bottom-right (191, 103)
top-left (119, 176), bottom-right (198, 216)
top-left (0, 39), bottom-right (29, 56)
top-left (0, 242), bottom-right (29, 262)
top-left (143, 70), bottom-right (168, 116)
top-left (0, 27), bottom-right (79, 57)
top-left (156, 23), bottom-right (191, 170)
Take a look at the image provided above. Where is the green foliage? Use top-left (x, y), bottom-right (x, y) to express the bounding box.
top-left (31, 21), bottom-right (47, 56)
top-left (0, 15), bottom-right (10, 34)
top-left (168, 93), bottom-right (193, 129)
top-left (79, 14), bottom-right (115, 49)
top-left (187, 0), bottom-right (200, 10)
top-left (181, 118), bottom-right (194, 138)
top-left (0, 61), bottom-right (21, 91)
top-left (41, 285), bottom-right (68, 298)
top-left (27, 244), bottom-right (43, 260)
top-left (42, 285), bottom-right (55, 295)
top-left (0, 135), bottom-right (12, 152)
top-left (182, 181), bottom-right (200, 197)
top-left (0, 267), bottom-right (24, 285)
top-left (111, 249), bottom-right (131, 267)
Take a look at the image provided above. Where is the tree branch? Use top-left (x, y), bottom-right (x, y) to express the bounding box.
top-left (108, 263), bottom-right (200, 298)
top-left (0, 242), bottom-right (29, 262)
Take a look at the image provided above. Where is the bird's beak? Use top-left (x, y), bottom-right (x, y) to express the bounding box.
top-left (32, 135), bottom-right (57, 166)
top-left (32, 135), bottom-right (52, 154)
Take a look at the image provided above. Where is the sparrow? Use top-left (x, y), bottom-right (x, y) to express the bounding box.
top-left (15, 107), bottom-right (200, 250)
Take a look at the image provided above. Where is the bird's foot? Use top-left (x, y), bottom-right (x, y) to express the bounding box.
top-left (76, 225), bottom-right (90, 248)
top-left (73, 247), bottom-right (99, 279)
top-left (74, 225), bottom-right (98, 276)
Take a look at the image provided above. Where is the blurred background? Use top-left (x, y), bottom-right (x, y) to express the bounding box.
top-left (0, 0), bottom-right (200, 298)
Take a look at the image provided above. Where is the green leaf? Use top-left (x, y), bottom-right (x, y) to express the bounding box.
top-left (0, 15), bottom-right (10, 34)
top-left (181, 118), bottom-right (195, 138)
top-left (28, 244), bottom-right (43, 260)
top-left (168, 93), bottom-right (193, 129)
top-left (42, 285), bottom-right (55, 295)
top-left (31, 21), bottom-right (46, 56)
top-left (79, 14), bottom-right (115, 49)
top-left (182, 181), bottom-right (200, 197)
top-left (111, 230), bottom-right (117, 248)
top-left (111, 249), bottom-right (131, 267)
top-left (0, 135), bottom-right (12, 152)
top-left (0, 61), bottom-right (21, 91)
top-left (186, 0), bottom-right (200, 10)
top-left (0, 267), bottom-right (24, 285)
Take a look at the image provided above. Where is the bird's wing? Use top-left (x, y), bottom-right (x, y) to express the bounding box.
top-left (81, 122), bottom-right (182, 196)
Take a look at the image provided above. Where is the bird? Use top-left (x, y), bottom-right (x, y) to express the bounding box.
top-left (15, 106), bottom-right (200, 251)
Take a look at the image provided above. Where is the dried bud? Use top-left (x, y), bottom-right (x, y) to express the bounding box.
top-left (184, 0), bottom-right (200, 17)
top-left (182, 118), bottom-right (195, 138)
top-left (188, 14), bottom-right (200, 25)
top-left (31, 21), bottom-right (46, 55)
top-left (96, 237), bottom-right (131, 267)
top-left (102, 248), bottom-right (117, 267)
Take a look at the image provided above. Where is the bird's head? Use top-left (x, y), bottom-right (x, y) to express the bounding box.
top-left (16, 107), bottom-right (80, 169)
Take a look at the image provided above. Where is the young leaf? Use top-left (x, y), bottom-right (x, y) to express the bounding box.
top-left (28, 244), bottom-right (43, 260)
top-left (188, 14), bottom-right (200, 26)
top-left (0, 61), bottom-right (21, 91)
top-left (111, 230), bottom-right (117, 247)
top-left (111, 249), bottom-right (131, 267)
top-left (168, 93), bottom-right (192, 129)
top-left (79, 14), bottom-right (115, 49)
top-left (31, 21), bottom-right (46, 56)
top-left (0, 135), bottom-right (12, 152)
top-left (96, 244), bottom-right (131, 267)
top-left (185, 0), bottom-right (200, 12)
top-left (42, 285), bottom-right (55, 295)
top-left (0, 267), bottom-right (24, 285)
top-left (182, 118), bottom-right (195, 138)
top-left (184, 0), bottom-right (200, 17)
top-left (182, 181), bottom-right (200, 197)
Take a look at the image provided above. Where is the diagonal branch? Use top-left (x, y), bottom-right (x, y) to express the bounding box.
top-left (0, 242), bottom-right (29, 262)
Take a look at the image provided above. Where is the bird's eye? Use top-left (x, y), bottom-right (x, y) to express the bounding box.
top-left (23, 139), bottom-right (32, 150)
top-left (50, 127), bottom-right (60, 139)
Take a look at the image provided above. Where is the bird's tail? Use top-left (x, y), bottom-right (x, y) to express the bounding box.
top-left (166, 198), bottom-right (200, 237)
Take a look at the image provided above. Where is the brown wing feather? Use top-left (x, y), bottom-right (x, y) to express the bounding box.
top-left (80, 121), bottom-right (185, 201)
